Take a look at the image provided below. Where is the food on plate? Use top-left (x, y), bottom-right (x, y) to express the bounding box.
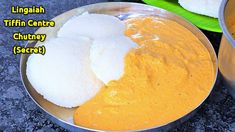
top-left (26, 37), bottom-right (103, 108)
top-left (26, 14), bottom-right (136, 108)
top-left (90, 36), bottom-right (138, 84)
top-left (73, 16), bottom-right (215, 130)
top-left (57, 13), bottom-right (125, 39)
top-left (27, 13), bottom-right (214, 131)
top-left (179, 0), bottom-right (222, 18)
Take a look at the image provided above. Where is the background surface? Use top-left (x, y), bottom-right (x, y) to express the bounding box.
top-left (0, 0), bottom-right (234, 131)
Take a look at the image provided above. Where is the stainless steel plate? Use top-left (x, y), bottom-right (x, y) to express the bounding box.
top-left (20, 2), bottom-right (218, 132)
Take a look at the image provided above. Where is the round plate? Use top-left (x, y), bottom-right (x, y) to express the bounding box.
top-left (20, 2), bottom-right (218, 131)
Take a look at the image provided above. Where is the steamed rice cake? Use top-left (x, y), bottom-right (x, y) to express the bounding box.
top-left (179, 0), bottom-right (222, 18)
top-left (57, 13), bottom-right (125, 39)
top-left (26, 37), bottom-right (103, 108)
top-left (90, 36), bottom-right (138, 84)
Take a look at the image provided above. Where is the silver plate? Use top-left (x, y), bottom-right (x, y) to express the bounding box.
top-left (20, 2), bottom-right (218, 132)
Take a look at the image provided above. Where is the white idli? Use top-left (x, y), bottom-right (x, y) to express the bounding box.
top-left (179, 0), bottom-right (222, 18)
top-left (26, 37), bottom-right (103, 108)
top-left (57, 13), bottom-right (125, 39)
top-left (90, 36), bottom-right (138, 84)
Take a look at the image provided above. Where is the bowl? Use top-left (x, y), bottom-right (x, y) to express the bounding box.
top-left (20, 2), bottom-right (218, 131)
top-left (218, 0), bottom-right (235, 99)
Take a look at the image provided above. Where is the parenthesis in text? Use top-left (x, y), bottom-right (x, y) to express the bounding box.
top-left (13, 45), bottom-right (16, 55)
top-left (42, 45), bottom-right (46, 55)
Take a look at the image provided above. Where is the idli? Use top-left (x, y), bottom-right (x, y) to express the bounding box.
top-left (90, 36), bottom-right (138, 84)
top-left (26, 37), bottom-right (103, 108)
top-left (179, 0), bottom-right (222, 18)
top-left (57, 13), bottom-right (125, 39)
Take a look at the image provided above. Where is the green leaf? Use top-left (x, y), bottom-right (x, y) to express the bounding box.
top-left (143, 0), bottom-right (222, 33)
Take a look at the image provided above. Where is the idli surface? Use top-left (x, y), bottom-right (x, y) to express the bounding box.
top-left (26, 37), bottom-right (103, 108)
top-left (57, 13), bottom-right (125, 39)
top-left (90, 36), bottom-right (138, 84)
top-left (179, 0), bottom-right (222, 18)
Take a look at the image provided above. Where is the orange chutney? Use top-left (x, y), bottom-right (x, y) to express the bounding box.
top-left (74, 16), bottom-right (215, 131)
